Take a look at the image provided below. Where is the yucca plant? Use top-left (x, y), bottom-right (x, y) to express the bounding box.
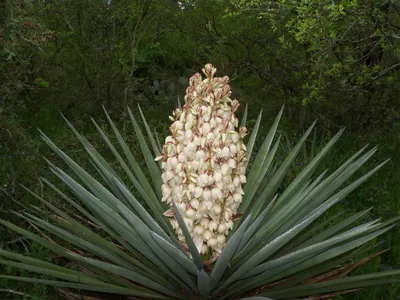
top-left (1, 64), bottom-right (400, 300)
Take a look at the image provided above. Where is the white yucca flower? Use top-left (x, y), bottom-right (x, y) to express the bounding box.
top-left (156, 63), bottom-right (247, 255)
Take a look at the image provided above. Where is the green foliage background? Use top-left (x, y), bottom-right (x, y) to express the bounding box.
top-left (1, 0), bottom-right (400, 298)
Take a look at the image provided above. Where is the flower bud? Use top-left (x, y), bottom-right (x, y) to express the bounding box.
top-left (215, 181), bottom-right (223, 190)
top-left (221, 163), bottom-right (230, 175)
top-left (227, 183), bottom-right (236, 192)
top-left (202, 189), bottom-right (212, 201)
top-left (217, 224), bottom-right (226, 233)
top-left (213, 203), bottom-right (222, 214)
top-left (191, 160), bottom-right (200, 171)
top-left (188, 183), bottom-right (195, 193)
top-left (226, 220), bottom-right (233, 230)
top-left (178, 152), bottom-right (186, 162)
top-left (186, 209), bottom-right (196, 219)
top-left (200, 218), bottom-right (209, 227)
top-left (183, 217), bottom-right (193, 228)
top-left (222, 146), bottom-right (230, 158)
top-left (204, 201), bottom-right (213, 210)
top-left (199, 173), bottom-right (209, 186)
top-left (224, 211), bottom-right (232, 222)
top-left (229, 143), bottom-right (237, 154)
top-left (211, 188), bottom-right (222, 200)
top-left (217, 235), bottom-right (226, 245)
top-left (178, 202), bottom-right (186, 212)
top-left (204, 230), bottom-right (212, 240)
top-left (228, 158), bottom-right (237, 168)
top-left (161, 184), bottom-right (171, 198)
top-left (194, 186), bottom-right (203, 198)
top-left (236, 187), bottom-right (244, 195)
top-left (214, 171), bottom-right (222, 182)
top-left (233, 176), bottom-right (241, 187)
top-left (170, 219), bottom-right (179, 229)
top-left (208, 238), bottom-right (217, 247)
top-left (233, 193), bottom-right (242, 203)
top-left (196, 150), bottom-right (205, 160)
top-left (209, 220), bottom-right (218, 231)
top-left (185, 129), bottom-right (193, 140)
top-left (194, 226), bottom-right (204, 235)
top-left (191, 198), bottom-right (200, 209)
top-left (208, 174), bottom-right (215, 185)
top-left (202, 122), bottom-right (211, 134)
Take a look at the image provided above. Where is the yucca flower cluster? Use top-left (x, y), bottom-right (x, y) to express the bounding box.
top-left (156, 64), bottom-right (247, 255)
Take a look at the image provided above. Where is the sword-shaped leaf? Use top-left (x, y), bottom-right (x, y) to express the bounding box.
top-left (248, 121), bottom-right (316, 221)
top-left (138, 104), bottom-right (162, 158)
top-left (197, 269), bottom-right (211, 300)
top-left (172, 202), bottom-right (204, 271)
top-left (241, 103), bottom-right (248, 128)
top-left (210, 216), bottom-right (251, 289)
top-left (128, 107), bottom-right (162, 198)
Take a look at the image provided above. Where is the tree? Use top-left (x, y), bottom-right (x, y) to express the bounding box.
top-left (227, 0), bottom-right (400, 131)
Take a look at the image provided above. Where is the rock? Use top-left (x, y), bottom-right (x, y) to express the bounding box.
top-left (153, 80), bottom-right (160, 95)
top-left (160, 80), bottom-right (169, 95)
top-left (143, 85), bottom-right (154, 97)
top-left (178, 77), bottom-right (188, 87)
top-left (168, 82), bottom-right (175, 95)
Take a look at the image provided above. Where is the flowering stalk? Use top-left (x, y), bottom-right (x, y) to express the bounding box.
top-left (156, 64), bottom-right (247, 255)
